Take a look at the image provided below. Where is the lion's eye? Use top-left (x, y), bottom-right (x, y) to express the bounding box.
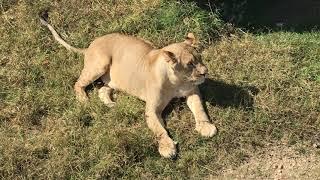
top-left (187, 62), bottom-right (194, 67)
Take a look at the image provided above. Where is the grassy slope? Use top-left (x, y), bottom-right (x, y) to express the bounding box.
top-left (0, 0), bottom-right (319, 179)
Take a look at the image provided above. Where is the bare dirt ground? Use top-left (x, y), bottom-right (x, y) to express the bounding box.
top-left (215, 144), bottom-right (320, 179)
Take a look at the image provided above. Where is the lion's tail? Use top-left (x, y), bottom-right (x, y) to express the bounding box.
top-left (40, 17), bottom-right (86, 54)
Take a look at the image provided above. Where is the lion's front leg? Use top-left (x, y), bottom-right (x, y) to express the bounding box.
top-left (145, 102), bottom-right (176, 158)
top-left (186, 88), bottom-right (217, 137)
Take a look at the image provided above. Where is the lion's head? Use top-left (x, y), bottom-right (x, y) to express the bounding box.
top-left (161, 33), bottom-right (208, 85)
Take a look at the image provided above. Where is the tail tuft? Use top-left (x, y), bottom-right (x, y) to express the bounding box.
top-left (39, 10), bottom-right (49, 26)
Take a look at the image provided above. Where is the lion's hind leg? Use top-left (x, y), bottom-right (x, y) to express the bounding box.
top-left (74, 67), bottom-right (106, 102)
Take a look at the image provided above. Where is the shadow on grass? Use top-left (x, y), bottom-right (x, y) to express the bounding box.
top-left (163, 79), bottom-right (259, 120)
top-left (200, 79), bottom-right (259, 110)
top-left (185, 0), bottom-right (320, 32)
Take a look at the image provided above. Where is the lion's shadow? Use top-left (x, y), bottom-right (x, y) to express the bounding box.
top-left (199, 79), bottom-right (259, 110)
top-left (163, 79), bottom-right (259, 119)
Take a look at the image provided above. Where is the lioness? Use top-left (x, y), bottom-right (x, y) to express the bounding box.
top-left (40, 17), bottom-right (217, 158)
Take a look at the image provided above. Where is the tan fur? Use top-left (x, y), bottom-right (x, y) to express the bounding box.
top-left (41, 17), bottom-right (217, 158)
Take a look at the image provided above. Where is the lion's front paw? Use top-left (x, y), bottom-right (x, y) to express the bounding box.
top-left (196, 122), bottom-right (217, 137)
top-left (158, 136), bottom-right (177, 158)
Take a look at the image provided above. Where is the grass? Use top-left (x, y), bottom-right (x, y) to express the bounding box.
top-left (1, 0), bottom-right (320, 179)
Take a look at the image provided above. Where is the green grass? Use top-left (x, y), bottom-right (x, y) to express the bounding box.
top-left (1, 0), bottom-right (320, 179)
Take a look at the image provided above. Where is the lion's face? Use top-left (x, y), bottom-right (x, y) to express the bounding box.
top-left (162, 34), bottom-right (208, 85)
top-left (171, 47), bottom-right (207, 85)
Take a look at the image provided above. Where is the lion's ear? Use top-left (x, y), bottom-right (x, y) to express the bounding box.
top-left (184, 32), bottom-right (198, 47)
top-left (161, 50), bottom-right (177, 63)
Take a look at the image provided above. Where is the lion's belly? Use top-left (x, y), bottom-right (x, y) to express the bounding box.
top-left (108, 66), bottom-right (147, 101)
